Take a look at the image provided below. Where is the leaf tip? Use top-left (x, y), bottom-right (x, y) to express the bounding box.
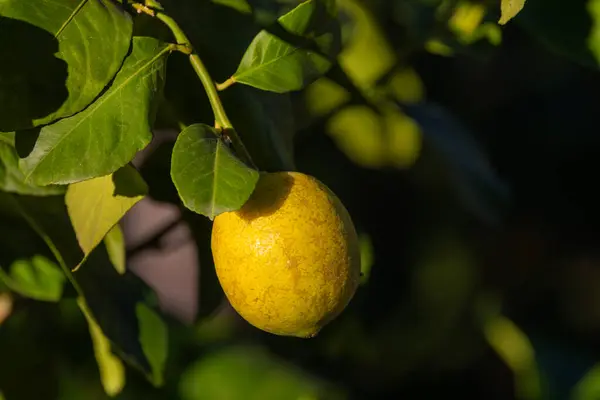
top-left (498, 0), bottom-right (526, 25)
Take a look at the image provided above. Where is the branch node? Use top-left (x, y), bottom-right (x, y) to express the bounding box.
top-left (132, 3), bottom-right (155, 16)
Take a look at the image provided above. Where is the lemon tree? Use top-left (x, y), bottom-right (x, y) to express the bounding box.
top-left (3, 0), bottom-right (599, 399)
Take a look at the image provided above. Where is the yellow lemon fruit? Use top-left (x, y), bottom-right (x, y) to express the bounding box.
top-left (211, 172), bottom-right (361, 338)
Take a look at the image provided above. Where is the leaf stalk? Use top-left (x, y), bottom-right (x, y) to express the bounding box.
top-left (131, 2), bottom-right (256, 169)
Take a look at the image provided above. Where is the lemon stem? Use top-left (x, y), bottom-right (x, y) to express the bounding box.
top-left (131, 2), bottom-right (257, 169)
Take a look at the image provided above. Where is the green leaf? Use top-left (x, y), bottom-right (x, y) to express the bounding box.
top-left (78, 297), bottom-right (126, 397)
top-left (158, 0), bottom-right (261, 126)
top-left (212, 0), bottom-right (252, 14)
top-left (589, 0), bottom-right (600, 64)
top-left (337, 0), bottom-right (397, 89)
top-left (0, 255), bottom-right (65, 302)
top-left (572, 363), bottom-right (600, 400)
top-left (104, 225), bottom-right (126, 275)
top-left (231, 0), bottom-right (339, 92)
top-left (0, 140), bottom-right (64, 196)
top-left (0, 132), bottom-right (14, 146)
top-left (65, 165), bottom-right (147, 269)
top-left (326, 103), bottom-right (421, 169)
top-left (77, 250), bottom-right (169, 387)
top-left (0, 0), bottom-right (133, 131)
top-left (7, 194), bottom-right (168, 386)
top-left (18, 37), bottom-right (171, 185)
top-left (171, 124), bottom-right (259, 219)
top-left (137, 303), bottom-right (168, 386)
top-left (179, 346), bottom-right (347, 400)
top-left (499, 0), bottom-right (527, 25)
top-left (484, 315), bottom-right (542, 399)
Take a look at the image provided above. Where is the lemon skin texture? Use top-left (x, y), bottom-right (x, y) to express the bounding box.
top-left (211, 172), bottom-right (361, 338)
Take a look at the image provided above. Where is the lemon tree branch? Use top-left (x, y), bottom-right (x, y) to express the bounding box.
top-left (131, 2), bottom-right (256, 169)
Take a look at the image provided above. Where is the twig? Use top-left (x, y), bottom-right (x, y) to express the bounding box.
top-left (131, 1), bottom-right (257, 169)
top-left (126, 217), bottom-right (185, 258)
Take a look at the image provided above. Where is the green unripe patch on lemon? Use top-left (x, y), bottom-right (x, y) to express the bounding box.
top-left (211, 172), bottom-right (361, 338)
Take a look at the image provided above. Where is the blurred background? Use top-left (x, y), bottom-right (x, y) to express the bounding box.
top-left (3, 0), bottom-right (600, 399)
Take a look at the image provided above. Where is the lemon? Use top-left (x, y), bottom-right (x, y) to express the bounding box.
top-left (211, 172), bottom-right (361, 338)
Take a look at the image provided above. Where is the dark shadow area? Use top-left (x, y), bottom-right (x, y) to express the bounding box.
top-left (14, 126), bottom-right (40, 158)
top-left (518, 0), bottom-right (597, 68)
top-left (76, 246), bottom-right (155, 373)
top-left (236, 172), bottom-right (294, 221)
top-left (220, 85), bottom-right (296, 172)
top-left (0, 194), bottom-right (74, 400)
top-left (138, 140), bottom-right (179, 204)
top-left (112, 164), bottom-right (147, 198)
top-left (0, 193), bottom-right (163, 379)
top-left (185, 211), bottom-right (224, 319)
top-left (0, 17), bottom-right (69, 131)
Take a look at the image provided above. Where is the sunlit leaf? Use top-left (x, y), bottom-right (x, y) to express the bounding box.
top-left (337, 0), bottom-right (396, 88)
top-left (450, 1), bottom-right (502, 46)
top-left (383, 105), bottom-right (422, 168)
top-left (230, 0), bottom-right (339, 92)
top-left (0, 0), bottom-right (133, 131)
top-left (18, 37), bottom-right (171, 185)
top-left (104, 225), bottom-right (126, 275)
top-left (0, 255), bottom-right (65, 302)
top-left (66, 165), bottom-right (147, 269)
top-left (484, 315), bottom-right (542, 400)
top-left (452, 1), bottom-right (486, 34)
top-left (304, 77), bottom-right (351, 118)
top-left (327, 105), bottom-right (386, 168)
top-left (171, 124), bottom-right (259, 219)
top-left (499, 0), bottom-right (527, 25)
top-left (589, 0), bottom-right (600, 64)
top-left (78, 297), bottom-right (126, 397)
top-left (386, 68), bottom-right (425, 105)
top-left (326, 104), bottom-right (421, 169)
top-left (425, 39), bottom-right (455, 56)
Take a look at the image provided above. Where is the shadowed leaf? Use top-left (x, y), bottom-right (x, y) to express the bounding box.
top-left (0, 0), bottom-right (132, 130)
top-left (18, 37), bottom-right (170, 185)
